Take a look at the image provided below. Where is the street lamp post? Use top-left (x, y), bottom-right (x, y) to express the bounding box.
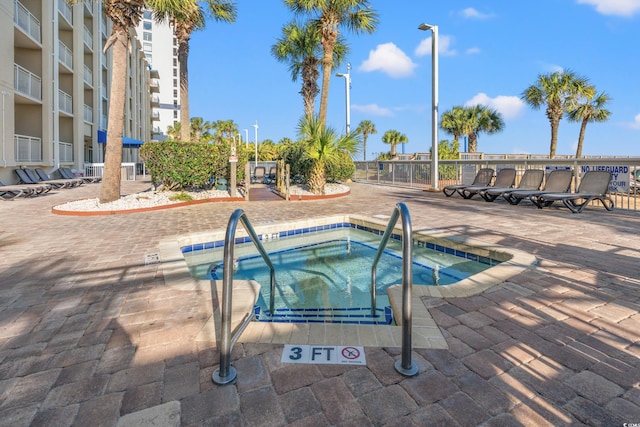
top-left (336, 63), bottom-right (351, 134)
top-left (252, 121), bottom-right (258, 170)
top-left (418, 23), bottom-right (439, 190)
top-left (244, 129), bottom-right (249, 149)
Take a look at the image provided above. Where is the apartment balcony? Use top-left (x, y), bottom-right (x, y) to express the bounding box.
top-left (101, 115), bottom-right (107, 130)
top-left (84, 64), bottom-right (93, 88)
top-left (151, 126), bottom-right (162, 134)
top-left (149, 69), bottom-right (160, 79)
top-left (58, 141), bottom-right (74, 163)
top-left (149, 80), bottom-right (160, 93)
top-left (151, 111), bottom-right (160, 121)
top-left (150, 95), bottom-right (160, 106)
top-left (15, 134), bottom-right (42, 162)
top-left (84, 0), bottom-right (93, 15)
top-left (58, 0), bottom-right (72, 27)
top-left (58, 40), bottom-right (73, 72)
top-left (84, 104), bottom-right (93, 123)
top-left (14, 0), bottom-right (41, 45)
top-left (84, 26), bottom-right (93, 52)
top-left (59, 89), bottom-right (73, 115)
top-left (14, 63), bottom-right (42, 102)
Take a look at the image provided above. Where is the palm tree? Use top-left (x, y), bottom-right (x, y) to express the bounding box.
top-left (70, 0), bottom-right (197, 203)
top-left (521, 70), bottom-right (592, 158)
top-left (381, 129), bottom-right (407, 157)
top-left (190, 117), bottom-right (213, 142)
top-left (284, 0), bottom-right (379, 127)
top-left (298, 115), bottom-right (360, 194)
top-left (566, 89), bottom-right (611, 158)
top-left (156, 1), bottom-right (237, 142)
top-left (212, 119), bottom-right (238, 144)
top-left (272, 21), bottom-right (348, 119)
top-left (355, 119), bottom-right (376, 161)
top-left (440, 106), bottom-right (467, 147)
top-left (166, 121), bottom-right (181, 141)
top-left (464, 105), bottom-right (505, 153)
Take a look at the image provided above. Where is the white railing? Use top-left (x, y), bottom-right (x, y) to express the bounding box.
top-left (84, 0), bottom-right (93, 15)
top-left (101, 115), bottom-right (107, 129)
top-left (58, 40), bottom-right (73, 70)
top-left (83, 25), bottom-right (93, 49)
top-left (354, 157), bottom-right (640, 211)
top-left (14, 0), bottom-right (41, 43)
top-left (84, 104), bottom-right (93, 123)
top-left (85, 163), bottom-right (137, 181)
top-left (58, 0), bottom-right (72, 24)
top-left (151, 111), bottom-right (160, 120)
top-left (150, 95), bottom-right (159, 104)
top-left (59, 89), bottom-right (72, 114)
top-left (84, 64), bottom-right (93, 86)
top-left (14, 63), bottom-right (42, 100)
top-left (15, 134), bottom-right (42, 162)
top-left (58, 141), bottom-right (73, 163)
top-left (151, 126), bottom-right (161, 133)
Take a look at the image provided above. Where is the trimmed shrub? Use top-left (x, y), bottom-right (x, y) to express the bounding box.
top-left (140, 140), bottom-right (247, 190)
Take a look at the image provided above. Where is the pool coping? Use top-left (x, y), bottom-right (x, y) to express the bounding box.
top-left (157, 214), bottom-right (537, 349)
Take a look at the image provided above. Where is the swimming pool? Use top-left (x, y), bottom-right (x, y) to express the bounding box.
top-left (182, 222), bottom-right (501, 325)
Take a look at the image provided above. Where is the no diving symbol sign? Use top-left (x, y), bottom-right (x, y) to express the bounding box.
top-left (341, 347), bottom-right (360, 360)
top-left (282, 345), bottom-right (366, 365)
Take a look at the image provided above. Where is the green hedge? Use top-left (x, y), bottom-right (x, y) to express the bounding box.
top-left (140, 140), bottom-right (247, 190)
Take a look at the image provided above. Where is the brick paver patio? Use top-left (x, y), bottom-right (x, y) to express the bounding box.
top-left (0, 180), bottom-right (638, 426)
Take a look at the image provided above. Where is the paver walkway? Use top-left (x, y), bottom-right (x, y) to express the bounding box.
top-left (0, 181), bottom-right (639, 426)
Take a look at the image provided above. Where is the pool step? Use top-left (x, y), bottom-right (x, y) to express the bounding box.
top-left (254, 305), bottom-right (393, 325)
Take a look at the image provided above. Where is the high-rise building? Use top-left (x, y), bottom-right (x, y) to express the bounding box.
top-left (1, 0), bottom-right (153, 184)
top-left (136, 9), bottom-right (179, 142)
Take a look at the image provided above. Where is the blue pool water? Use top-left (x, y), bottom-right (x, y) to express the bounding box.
top-left (184, 224), bottom-right (499, 325)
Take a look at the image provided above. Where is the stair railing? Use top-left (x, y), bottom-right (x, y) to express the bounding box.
top-left (371, 202), bottom-right (418, 377)
top-left (212, 209), bottom-right (276, 385)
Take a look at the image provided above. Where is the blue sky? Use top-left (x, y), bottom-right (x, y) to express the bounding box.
top-left (189, 0), bottom-right (640, 160)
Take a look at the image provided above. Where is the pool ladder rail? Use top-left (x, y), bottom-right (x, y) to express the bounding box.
top-left (212, 204), bottom-right (418, 385)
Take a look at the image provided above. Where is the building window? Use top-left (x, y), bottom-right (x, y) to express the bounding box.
top-left (145, 54), bottom-right (152, 63)
top-left (143, 10), bottom-right (152, 20)
top-left (173, 37), bottom-right (177, 46)
top-left (143, 32), bottom-right (152, 42)
top-left (143, 21), bottom-right (152, 30)
top-left (174, 110), bottom-right (178, 119)
top-left (173, 68), bottom-right (177, 77)
top-left (143, 43), bottom-right (152, 53)
top-left (173, 48), bottom-right (177, 56)
top-left (173, 58), bottom-right (177, 67)
top-left (173, 89), bottom-right (177, 97)
top-left (173, 78), bottom-right (177, 88)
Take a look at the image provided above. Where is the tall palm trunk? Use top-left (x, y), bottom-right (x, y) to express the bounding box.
top-left (549, 119), bottom-right (559, 159)
top-left (575, 119), bottom-right (588, 158)
top-left (100, 31), bottom-right (128, 203)
top-left (318, 34), bottom-right (336, 127)
top-left (468, 134), bottom-right (478, 153)
top-left (178, 38), bottom-right (190, 142)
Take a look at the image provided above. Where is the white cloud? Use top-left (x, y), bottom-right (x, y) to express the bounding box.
top-left (359, 43), bottom-right (416, 78)
top-left (460, 7), bottom-right (494, 19)
top-left (466, 47), bottom-right (481, 55)
top-left (351, 104), bottom-right (394, 117)
top-left (415, 35), bottom-right (457, 57)
top-left (627, 113), bottom-right (640, 129)
top-left (464, 93), bottom-right (526, 120)
top-left (576, 0), bottom-right (640, 16)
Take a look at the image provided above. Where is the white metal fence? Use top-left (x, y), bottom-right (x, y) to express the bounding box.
top-left (85, 163), bottom-right (137, 181)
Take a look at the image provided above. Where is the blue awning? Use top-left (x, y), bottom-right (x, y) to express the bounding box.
top-left (97, 130), bottom-right (144, 147)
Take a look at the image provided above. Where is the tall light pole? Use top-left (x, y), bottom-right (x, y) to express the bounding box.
top-left (418, 23), bottom-right (439, 190)
top-left (336, 63), bottom-right (351, 133)
top-left (252, 121), bottom-right (259, 169)
top-left (243, 129), bottom-right (249, 149)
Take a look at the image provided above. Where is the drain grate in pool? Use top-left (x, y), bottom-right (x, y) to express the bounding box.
top-left (254, 305), bottom-right (393, 325)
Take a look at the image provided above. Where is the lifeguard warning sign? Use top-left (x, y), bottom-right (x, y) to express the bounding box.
top-left (281, 345), bottom-right (366, 365)
top-left (581, 165), bottom-right (630, 193)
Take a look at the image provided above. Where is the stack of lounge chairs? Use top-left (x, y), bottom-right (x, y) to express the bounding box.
top-left (442, 168), bottom-right (615, 213)
top-left (8, 167), bottom-right (100, 200)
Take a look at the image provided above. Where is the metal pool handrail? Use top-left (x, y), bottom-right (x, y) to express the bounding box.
top-left (212, 208), bottom-right (276, 385)
top-left (371, 202), bottom-right (418, 377)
